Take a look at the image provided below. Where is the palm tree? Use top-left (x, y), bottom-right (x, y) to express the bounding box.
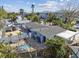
top-left (0, 6), bottom-right (7, 20)
top-left (31, 4), bottom-right (35, 14)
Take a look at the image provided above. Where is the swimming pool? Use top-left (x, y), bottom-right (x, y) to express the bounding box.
top-left (18, 44), bottom-right (31, 52)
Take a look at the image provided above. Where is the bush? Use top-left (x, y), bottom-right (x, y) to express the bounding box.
top-left (40, 38), bottom-right (70, 58)
top-left (32, 15), bottom-right (40, 22)
top-left (0, 43), bottom-right (17, 58)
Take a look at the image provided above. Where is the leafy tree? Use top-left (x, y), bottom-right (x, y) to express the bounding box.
top-left (7, 12), bottom-right (17, 22)
top-left (0, 7), bottom-right (7, 20)
top-left (61, 1), bottom-right (79, 24)
top-left (46, 13), bottom-right (54, 22)
top-left (26, 13), bottom-right (40, 22)
top-left (26, 13), bottom-right (33, 20)
top-left (32, 15), bottom-right (40, 22)
top-left (41, 38), bottom-right (70, 58)
top-left (46, 13), bottom-right (63, 26)
top-left (0, 43), bottom-right (17, 58)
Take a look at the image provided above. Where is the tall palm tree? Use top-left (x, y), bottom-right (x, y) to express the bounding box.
top-left (0, 6), bottom-right (7, 20)
top-left (31, 4), bottom-right (35, 14)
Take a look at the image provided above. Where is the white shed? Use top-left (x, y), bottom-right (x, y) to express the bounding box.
top-left (56, 30), bottom-right (79, 43)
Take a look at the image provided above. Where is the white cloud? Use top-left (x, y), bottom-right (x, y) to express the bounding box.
top-left (37, 0), bottom-right (69, 12)
top-left (3, 4), bottom-right (18, 12)
top-left (3, 4), bottom-right (12, 8)
top-left (38, 1), bottom-right (57, 9)
top-left (37, 1), bottom-right (64, 12)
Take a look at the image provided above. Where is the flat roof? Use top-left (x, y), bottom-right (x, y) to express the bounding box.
top-left (56, 30), bottom-right (78, 40)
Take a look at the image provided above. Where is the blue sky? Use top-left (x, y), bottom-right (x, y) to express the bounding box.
top-left (0, 0), bottom-right (79, 12)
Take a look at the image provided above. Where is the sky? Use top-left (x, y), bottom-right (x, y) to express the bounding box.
top-left (0, 0), bottom-right (79, 13)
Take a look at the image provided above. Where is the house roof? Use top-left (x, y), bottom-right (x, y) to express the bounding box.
top-left (25, 22), bottom-right (66, 39)
top-left (56, 30), bottom-right (78, 40)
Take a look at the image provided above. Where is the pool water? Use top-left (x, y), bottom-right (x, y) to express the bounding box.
top-left (18, 44), bottom-right (31, 50)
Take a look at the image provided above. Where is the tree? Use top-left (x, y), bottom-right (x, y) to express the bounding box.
top-left (31, 4), bottom-right (35, 14)
top-left (0, 43), bottom-right (17, 58)
top-left (26, 13), bottom-right (33, 20)
top-left (0, 7), bottom-right (7, 20)
top-left (0, 20), bottom-right (4, 30)
top-left (32, 14), bottom-right (40, 22)
top-left (7, 12), bottom-right (17, 22)
top-left (46, 13), bottom-right (63, 26)
top-left (46, 13), bottom-right (54, 22)
top-left (62, 1), bottom-right (79, 23)
top-left (26, 13), bottom-right (40, 22)
top-left (41, 38), bottom-right (70, 58)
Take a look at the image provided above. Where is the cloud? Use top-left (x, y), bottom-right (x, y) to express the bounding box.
top-left (38, 1), bottom-right (58, 9)
top-left (3, 4), bottom-right (18, 12)
top-left (37, 0), bottom-right (71, 12)
top-left (3, 4), bottom-right (12, 8)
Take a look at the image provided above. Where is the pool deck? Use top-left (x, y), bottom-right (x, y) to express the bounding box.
top-left (10, 38), bottom-right (40, 53)
top-left (10, 39), bottom-right (25, 48)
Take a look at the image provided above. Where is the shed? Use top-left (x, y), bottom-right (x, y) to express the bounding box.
top-left (56, 30), bottom-right (79, 43)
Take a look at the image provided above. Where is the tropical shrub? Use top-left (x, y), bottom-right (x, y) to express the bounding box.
top-left (0, 43), bottom-right (17, 58)
top-left (0, 8), bottom-right (7, 20)
top-left (40, 38), bottom-right (70, 58)
top-left (7, 12), bottom-right (17, 22)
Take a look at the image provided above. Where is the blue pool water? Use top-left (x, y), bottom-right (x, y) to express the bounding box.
top-left (18, 44), bottom-right (31, 50)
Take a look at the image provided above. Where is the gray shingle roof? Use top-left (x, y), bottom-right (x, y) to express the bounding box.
top-left (26, 22), bottom-right (66, 39)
